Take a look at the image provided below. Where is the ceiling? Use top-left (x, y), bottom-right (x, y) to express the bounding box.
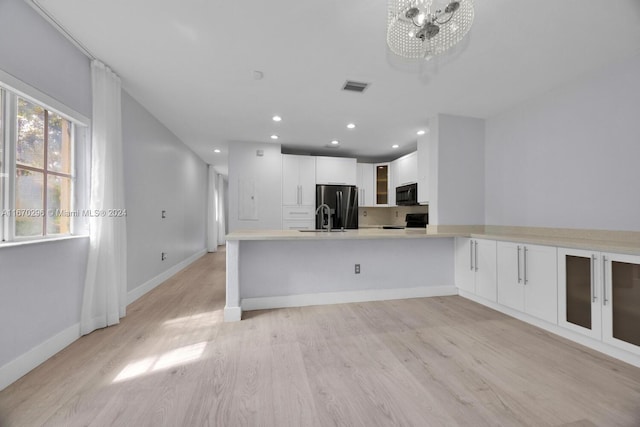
top-left (32, 0), bottom-right (640, 175)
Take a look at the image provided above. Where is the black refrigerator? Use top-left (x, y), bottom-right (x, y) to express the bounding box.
top-left (316, 185), bottom-right (358, 230)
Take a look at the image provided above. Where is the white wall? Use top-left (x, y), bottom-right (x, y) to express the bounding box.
top-left (0, 0), bottom-right (91, 378)
top-left (228, 142), bottom-right (282, 231)
top-left (122, 92), bottom-right (207, 293)
top-left (485, 53), bottom-right (640, 232)
top-left (430, 114), bottom-right (485, 225)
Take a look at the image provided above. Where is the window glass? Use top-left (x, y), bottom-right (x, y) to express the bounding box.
top-left (15, 168), bottom-right (44, 236)
top-left (47, 175), bottom-right (72, 234)
top-left (17, 98), bottom-right (45, 169)
top-left (48, 112), bottom-right (72, 174)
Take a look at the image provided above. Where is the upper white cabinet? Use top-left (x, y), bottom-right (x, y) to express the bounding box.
top-left (282, 154), bottom-right (316, 206)
top-left (315, 156), bottom-right (357, 186)
top-left (417, 136), bottom-right (430, 204)
top-left (455, 237), bottom-right (497, 302)
top-left (392, 152), bottom-right (418, 188)
top-left (356, 163), bottom-right (375, 207)
top-left (558, 248), bottom-right (640, 356)
top-left (497, 241), bottom-right (558, 324)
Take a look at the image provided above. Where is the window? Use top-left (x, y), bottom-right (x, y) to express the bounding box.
top-left (0, 76), bottom-right (88, 243)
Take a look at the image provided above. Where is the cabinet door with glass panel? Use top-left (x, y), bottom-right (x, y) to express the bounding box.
top-left (374, 163), bottom-right (390, 206)
top-left (558, 248), bottom-right (640, 355)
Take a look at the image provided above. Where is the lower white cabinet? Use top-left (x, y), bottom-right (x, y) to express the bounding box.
top-left (282, 206), bottom-right (315, 230)
top-left (455, 238), bottom-right (497, 302)
top-left (558, 248), bottom-right (640, 356)
top-left (497, 242), bottom-right (558, 324)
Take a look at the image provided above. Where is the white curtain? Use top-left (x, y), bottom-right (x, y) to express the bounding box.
top-left (207, 165), bottom-right (218, 252)
top-left (217, 176), bottom-right (227, 245)
top-left (80, 60), bottom-right (127, 335)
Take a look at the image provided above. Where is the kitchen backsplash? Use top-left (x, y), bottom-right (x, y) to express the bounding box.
top-left (359, 205), bottom-right (429, 227)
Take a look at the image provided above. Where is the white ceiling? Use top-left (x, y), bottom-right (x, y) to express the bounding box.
top-left (33, 0), bottom-right (640, 175)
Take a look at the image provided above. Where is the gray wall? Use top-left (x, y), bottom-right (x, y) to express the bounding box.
top-left (0, 0), bottom-right (91, 369)
top-left (228, 142), bottom-right (282, 231)
top-left (122, 92), bottom-right (207, 292)
top-left (485, 53), bottom-right (640, 231)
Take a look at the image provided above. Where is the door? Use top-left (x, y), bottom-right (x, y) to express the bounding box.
top-left (557, 248), bottom-right (602, 340)
top-left (298, 156), bottom-right (316, 206)
top-left (475, 239), bottom-right (497, 302)
top-left (523, 244), bottom-right (558, 324)
top-left (497, 241), bottom-right (524, 311)
top-left (602, 252), bottom-right (640, 355)
top-left (357, 163), bottom-right (374, 207)
top-left (455, 238), bottom-right (475, 293)
top-left (374, 163), bottom-right (390, 205)
top-left (282, 154), bottom-right (300, 206)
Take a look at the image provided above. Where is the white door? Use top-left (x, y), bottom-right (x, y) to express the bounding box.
top-left (601, 252), bottom-right (640, 356)
top-left (475, 239), bottom-right (497, 302)
top-left (282, 154), bottom-right (300, 206)
top-left (557, 248), bottom-right (602, 340)
top-left (455, 238), bottom-right (475, 293)
top-left (523, 244), bottom-right (558, 324)
top-left (298, 156), bottom-right (316, 206)
top-left (497, 241), bottom-right (524, 312)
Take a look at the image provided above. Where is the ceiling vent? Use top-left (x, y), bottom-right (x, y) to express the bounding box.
top-left (342, 80), bottom-right (369, 93)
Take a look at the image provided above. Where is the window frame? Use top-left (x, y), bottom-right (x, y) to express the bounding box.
top-left (0, 68), bottom-right (90, 244)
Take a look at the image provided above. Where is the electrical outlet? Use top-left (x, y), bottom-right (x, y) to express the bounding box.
top-left (161, 252), bottom-right (167, 261)
top-left (161, 210), bottom-right (166, 219)
top-left (355, 264), bottom-right (360, 274)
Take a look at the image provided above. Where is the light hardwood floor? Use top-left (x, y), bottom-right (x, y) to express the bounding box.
top-left (1, 249), bottom-right (640, 426)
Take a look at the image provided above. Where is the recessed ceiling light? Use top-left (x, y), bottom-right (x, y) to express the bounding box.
top-left (392, 144), bottom-right (399, 149)
top-left (271, 135), bottom-right (279, 140)
top-left (331, 140), bottom-right (339, 145)
top-left (214, 149), bottom-right (221, 153)
top-left (272, 115), bottom-right (282, 122)
top-left (417, 130), bottom-right (426, 135)
top-left (347, 123), bottom-right (356, 129)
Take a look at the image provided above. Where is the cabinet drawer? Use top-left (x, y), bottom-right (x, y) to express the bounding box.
top-left (282, 220), bottom-right (315, 230)
top-left (283, 205), bottom-right (315, 220)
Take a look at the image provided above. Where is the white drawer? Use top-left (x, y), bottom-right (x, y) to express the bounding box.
top-left (282, 220), bottom-right (315, 230)
top-left (283, 205), bottom-right (315, 220)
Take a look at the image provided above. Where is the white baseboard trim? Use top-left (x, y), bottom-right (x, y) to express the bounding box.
top-left (224, 306), bottom-right (242, 322)
top-left (0, 323), bottom-right (80, 391)
top-left (127, 249), bottom-right (207, 305)
top-left (242, 285), bottom-right (458, 312)
top-left (458, 290), bottom-right (640, 369)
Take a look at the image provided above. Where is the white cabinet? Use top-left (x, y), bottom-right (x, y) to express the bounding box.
top-left (282, 155), bottom-right (315, 206)
top-left (356, 163), bottom-right (374, 207)
top-left (315, 156), bottom-right (357, 186)
top-left (282, 154), bottom-right (316, 230)
top-left (392, 152), bottom-right (418, 188)
top-left (417, 136), bottom-right (430, 204)
top-left (455, 238), bottom-right (497, 301)
top-left (497, 242), bottom-right (558, 324)
top-left (558, 249), bottom-right (640, 355)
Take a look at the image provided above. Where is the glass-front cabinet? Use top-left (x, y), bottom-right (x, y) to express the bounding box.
top-left (374, 163), bottom-right (390, 206)
top-left (558, 248), bottom-right (640, 355)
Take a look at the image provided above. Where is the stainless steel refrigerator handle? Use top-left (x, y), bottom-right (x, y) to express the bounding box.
top-left (602, 256), bottom-right (608, 306)
top-left (474, 241), bottom-right (478, 272)
top-left (470, 240), bottom-right (474, 270)
top-left (591, 254), bottom-right (597, 302)
top-left (523, 247), bottom-right (528, 284)
top-left (517, 246), bottom-right (521, 283)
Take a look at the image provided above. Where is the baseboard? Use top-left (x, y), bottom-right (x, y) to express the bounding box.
top-left (224, 306), bottom-right (242, 322)
top-left (127, 249), bottom-right (207, 305)
top-left (241, 285), bottom-right (458, 312)
top-left (0, 323), bottom-right (80, 391)
top-left (458, 290), bottom-right (640, 369)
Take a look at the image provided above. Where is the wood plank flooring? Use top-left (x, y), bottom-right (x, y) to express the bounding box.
top-left (1, 248), bottom-right (640, 426)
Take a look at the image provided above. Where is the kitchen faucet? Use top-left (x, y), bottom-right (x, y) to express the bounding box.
top-left (315, 204), bottom-right (331, 232)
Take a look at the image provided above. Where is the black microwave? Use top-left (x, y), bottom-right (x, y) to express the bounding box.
top-left (396, 183), bottom-right (418, 206)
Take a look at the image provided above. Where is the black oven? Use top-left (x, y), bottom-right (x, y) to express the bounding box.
top-left (396, 183), bottom-right (418, 206)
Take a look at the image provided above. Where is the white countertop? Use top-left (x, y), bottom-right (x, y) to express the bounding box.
top-left (226, 227), bottom-right (640, 255)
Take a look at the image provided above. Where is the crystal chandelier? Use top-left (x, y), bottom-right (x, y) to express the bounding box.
top-left (387, 0), bottom-right (475, 59)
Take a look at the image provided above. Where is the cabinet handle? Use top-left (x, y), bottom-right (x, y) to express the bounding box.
top-left (523, 246), bottom-right (528, 284)
top-left (470, 240), bottom-right (474, 271)
top-left (602, 256), bottom-right (608, 306)
top-left (298, 186), bottom-right (302, 205)
top-left (474, 241), bottom-right (478, 272)
top-left (517, 246), bottom-right (522, 283)
top-left (591, 254), bottom-right (597, 302)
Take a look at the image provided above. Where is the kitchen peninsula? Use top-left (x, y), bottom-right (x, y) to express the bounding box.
top-left (224, 228), bottom-right (466, 322)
